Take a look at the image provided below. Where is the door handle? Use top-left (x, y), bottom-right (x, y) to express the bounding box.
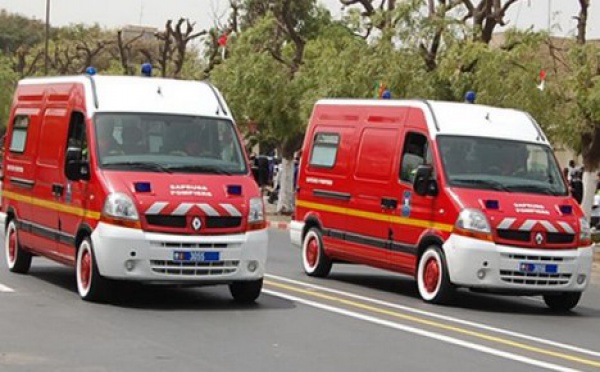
top-left (52, 183), bottom-right (64, 197)
top-left (381, 197), bottom-right (397, 210)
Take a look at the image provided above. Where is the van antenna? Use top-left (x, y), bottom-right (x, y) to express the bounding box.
top-left (83, 74), bottom-right (99, 109)
top-left (204, 80), bottom-right (228, 116)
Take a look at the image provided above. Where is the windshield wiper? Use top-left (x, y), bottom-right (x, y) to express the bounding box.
top-left (452, 178), bottom-right (510, 192)
top-left (166, 165), bottom-right (232, 175)
top-left (506, 184), bottom-right (562, 196)
top-left (103, 161), bottom-right (172, 173)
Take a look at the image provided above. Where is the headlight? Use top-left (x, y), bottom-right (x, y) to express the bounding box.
top-left (102, 193), bottom-right (139, 220)
top-left (454, 208), bottom-right (492, 241)
top-left (579, 217), bottom-right (591, 244)
top-left (248, 197), bottom-right (265, 224)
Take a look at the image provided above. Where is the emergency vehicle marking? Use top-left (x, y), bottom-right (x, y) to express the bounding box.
top-left (6, 164), bottom-right (24, 173)
top-left (297, 199), bottom-right (454, 232)
top-left (1, 190), bottom-right (101, 219)
top-left (514, 203), bottom-right (550, 215)
top-left (172, 203), bottom-right (193, 215)
top-left (306, 177), bottom-right (333, 186)
top-left (557, 221), bottom-right (575, 234)
top-left (170, 184), bottom-right (213, 197)
top-left (498, 217), bottom-right (573, 233)
top-left (220, 204), bottom-right (242, 217)
top-left (145, 202), bottom-right (168, 214)
top-left (198, 203), bottom-right (219, 216)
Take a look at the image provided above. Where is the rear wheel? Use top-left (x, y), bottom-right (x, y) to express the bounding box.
top-left (302, 228), bottom-right (332, 277)
top-left (229, 278), bottom-right (263, 304)
top-left (5, 219), bottom-right (32, 274)
top-left (543, 292), bottom-right (582, 312)
top-left (76, 238), bottom-right (110, 302)
top-left (417, 246), bottom-right (454, 304)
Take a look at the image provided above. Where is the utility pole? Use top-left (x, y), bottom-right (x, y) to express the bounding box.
top-left (547, 0), bottom-right (552, 33)
top-left (44, 0), bottom-right (50, 75)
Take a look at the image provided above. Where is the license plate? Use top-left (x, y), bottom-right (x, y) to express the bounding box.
top-left (173, 251), bottom-right (220, 262)
top-left (519, 262), bottom-right (558, 274)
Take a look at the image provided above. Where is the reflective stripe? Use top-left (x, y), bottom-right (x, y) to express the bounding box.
top-left (198, 203), bottom-right (219, 216)
top-left (220, 203), bottom-right (242, 217)
top-left (497, 218), bottom-right (516, 230)
top-left (539, 220), bottom-right (558, 233)
top-left (557, 221), bottom-right (575, 234)
top-left (145, 202), bottom-right (168, 215)
top-left (2, 190), bottom-right (101, 220)
top-left (172, 203), bottom-right (193, 216)
top-left (518, 220), bottom-right (537, 231)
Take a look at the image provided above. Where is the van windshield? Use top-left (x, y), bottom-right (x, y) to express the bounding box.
top-left (94, 113), bottom-right (247, 174)
top-left (437, 136), bottom-right (568, 196)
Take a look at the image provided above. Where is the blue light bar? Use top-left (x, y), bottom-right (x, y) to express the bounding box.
top-left (485, 200), bottom-right (499, 210)
top-left (134, 182), bottom-right (152, 193)
top-left (559, 205), bottom-right (573, 215)
top-left (227, 185), bottom-right (242, 195)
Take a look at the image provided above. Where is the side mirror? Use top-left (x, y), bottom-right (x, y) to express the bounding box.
top-left (413, 165), bottom-right (438, 197)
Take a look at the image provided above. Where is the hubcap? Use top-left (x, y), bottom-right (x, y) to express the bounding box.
top-left (423, 257), bottom-right (440, 294)
top-left (80, 249), bottom-right (91, 290)
top-left (8, 228), bottom-right (16, 263)
top-left (306, 237), bottom-right (318, 267)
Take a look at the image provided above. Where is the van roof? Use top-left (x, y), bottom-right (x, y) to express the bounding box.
top-left (315, 99), bottom-right (547, 145)
top-left (19, 75), bottom-right (232, 120)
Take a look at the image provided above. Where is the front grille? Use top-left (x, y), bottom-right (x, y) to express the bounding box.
top-left (547, 233), bottom-right (575, 244)
top-left (146, 215), bottom-right (186, 228)
top-left (206, 217), bottom-right (242, 228)
top-left (150, 242), bottom-right (230, 249)
top-left (150, 260), bottom-right (240, 276)
top-left (497, 229), bottom-right (530, 242)
top-left (500, 270), bottom-right (571, 286)
top-left (502, 254), bottom-right (569, 262)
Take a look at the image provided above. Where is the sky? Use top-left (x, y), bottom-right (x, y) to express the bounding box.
top-left (0, 0), bottom-right (598, 39)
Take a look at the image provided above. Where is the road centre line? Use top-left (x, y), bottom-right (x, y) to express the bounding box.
top-left (265, 274), bottom-right (600, 359)
top-left (263, 289), bottom-right (579, 372)
top-left (265, 278), bottom-right (600, 369)
top-left (0, 283), bottom-right (15, 293)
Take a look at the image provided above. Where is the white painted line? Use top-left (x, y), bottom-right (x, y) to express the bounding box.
top-left (0, 283), bottom-right (14, 293)
top-left (265, 274), bottom-right (600, 358)
top-left (263, 289), bottom-right (579, 372)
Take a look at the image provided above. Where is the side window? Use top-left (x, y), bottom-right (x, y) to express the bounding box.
top-left (66, 112), bottom-right (87, 161)
top-left (9, 116), bottom-right (29, 153)
top-left (399, 132), bottom-right (429, 183)
top-left (309, 132), bottom-right (340, 168)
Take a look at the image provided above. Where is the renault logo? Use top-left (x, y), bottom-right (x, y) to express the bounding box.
top-left (535, 232), bottom-right (544, 245)
top-left (191, 217), bottom-right (202, 231)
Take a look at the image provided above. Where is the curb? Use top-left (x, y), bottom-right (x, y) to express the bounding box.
top-left (267, 220), bottom-right (290, 230)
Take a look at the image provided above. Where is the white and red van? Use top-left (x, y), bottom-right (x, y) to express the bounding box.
top-left (290, 99), bottom-right (593, 311)
top-left (1, 73), bottom-right (268, 302)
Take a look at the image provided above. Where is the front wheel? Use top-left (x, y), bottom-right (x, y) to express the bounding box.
top-left (302, 228), bottom-right (332, 277)
top-left (417, 246), bottom-right (454, 304)
top-left (76, 238), bottom-right (110, 302)
top-left (229, 279), bottom-right (263, 304)
top-left (543, 292), bottom-right (582, 312)
top-left (5, 220), bottom-right (32, 274)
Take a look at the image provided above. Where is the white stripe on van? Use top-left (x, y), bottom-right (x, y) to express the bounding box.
top-left (497, 218), bottom-right (516, 230)
top-left (557, 221), bottom-right (575, 234)
top-left (539, 220), bottom-right (558, 233)
top-left (220, 204), bottom-right (242, 217)
top-left (519, 220), bottom-right (537, 231)
top-left (145, 202), bottom-right (168, 215)
top-left (172, 203), bottom-right (194, 216)
top-left (198, 204), bottom-right (219, 216)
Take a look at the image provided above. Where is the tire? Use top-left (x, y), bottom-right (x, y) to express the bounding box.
top-left (76, 238), bottom-right (110, 302)
top-left (302, 228), bottom-right (332, 277)
top-left (543, 292), bottom-right (582, 313)
top-left (5, 219), bottom-right (32, 274)
top-left (417, 245), bottom-right (454, 304)
top-left (229, 278), bottom-right (263, 304)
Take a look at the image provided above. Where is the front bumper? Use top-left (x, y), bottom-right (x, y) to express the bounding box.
top-left (290, 220), bottom-right (304, 247)
top-left (91, 222), bottom-right (268, 284)
top-left (443, 234), bottom-right (593, 293)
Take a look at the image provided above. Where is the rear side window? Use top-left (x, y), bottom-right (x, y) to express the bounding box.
top-left (400, 132), bottom-right (429, 183)
top-left (309, 132), bottom-right (339, 168)
top-left (9, 116), bottom-right (29, 153)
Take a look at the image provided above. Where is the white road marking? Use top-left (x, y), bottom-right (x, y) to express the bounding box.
top-left (263, 289), bottom-right (579, 372)
top-left (266, 274), bottom-right (600, 358)
top-left (0, 283), bottom-right (15, 293)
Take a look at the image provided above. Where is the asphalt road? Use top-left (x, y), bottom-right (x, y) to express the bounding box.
top-left (1, 229), bottom-right (600, 372)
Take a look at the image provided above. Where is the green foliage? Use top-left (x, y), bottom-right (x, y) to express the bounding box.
top-left (0, 9), bottom-right (47, 54)
top-left (0, 52), bottom-right (18, 128)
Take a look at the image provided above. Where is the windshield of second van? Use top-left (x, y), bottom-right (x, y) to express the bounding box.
top-left (438, 136), bottom-right (568, 196)
top-left (93, 113), bottom-right (247, 174)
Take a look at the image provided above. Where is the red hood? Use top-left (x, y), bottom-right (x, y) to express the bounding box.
top-left (449, 188), bottom-right (582, 248)
top-left (101, 170), bottom-right (259, 234)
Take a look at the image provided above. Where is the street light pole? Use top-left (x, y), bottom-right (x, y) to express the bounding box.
top-left (44, 0), bottom-right (50, 75)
